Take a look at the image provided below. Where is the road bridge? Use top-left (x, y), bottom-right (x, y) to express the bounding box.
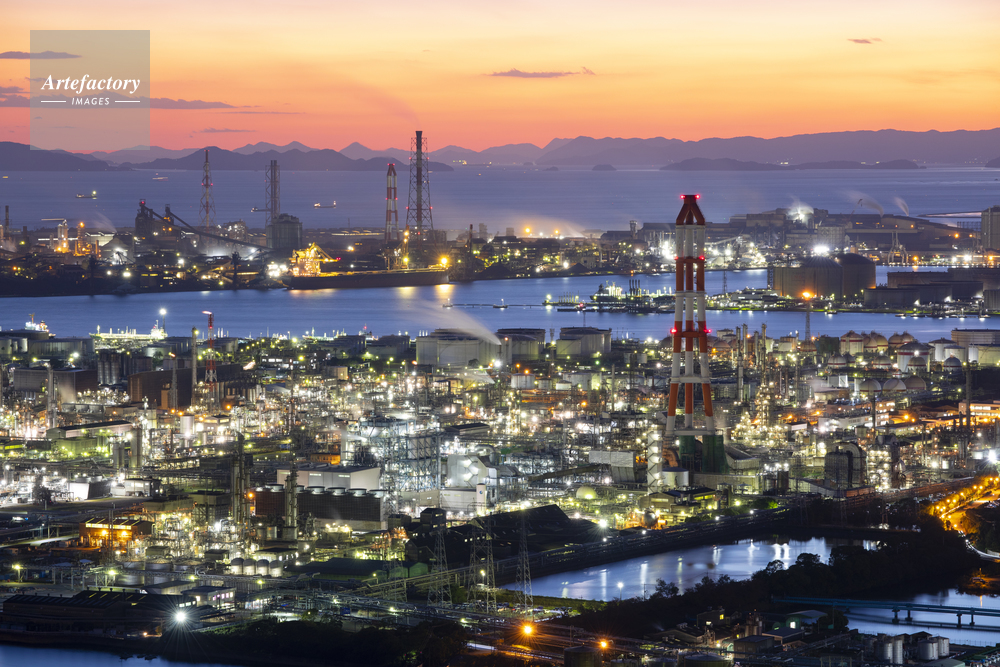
top-left (781, 596), bottom-right (1000, 627)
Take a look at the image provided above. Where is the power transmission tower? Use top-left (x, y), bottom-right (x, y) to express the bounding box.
top-left (469, 514), bottom-right (496, 615)
top-left (265, 159), bottom-right (280, 226)
top-left (514, 510), bottom-right (533, 619)
top-left (405, 130), bottom-right (434, 251)
top-left (200, 149), bottom-right (215, 229)
top-left (427, 522), bottom-right (452, 607)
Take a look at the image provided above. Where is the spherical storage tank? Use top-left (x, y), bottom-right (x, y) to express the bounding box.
top-left (858, 379), bottom-right (882, 394)
top-left (882, 378), bottom-right (907, 393)
top-left (944, 356), bottom-right (963, 372)
top-left (872, 355), bottom-right (892, 371)
top-left (908, 355), bottom-right (927, 370)
top-left (904, 376), bottom-right (927, 392)
top-left (827, 355), bottom-right (847, 371)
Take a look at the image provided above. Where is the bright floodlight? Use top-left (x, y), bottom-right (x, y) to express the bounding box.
top-left (523, 624), bottom-right (533, 635)
top-left (175, 610), bottom-right (187, 623)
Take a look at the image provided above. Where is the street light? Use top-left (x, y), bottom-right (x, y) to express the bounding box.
top-left (159, 308), bottom-right (167, 334)
top-left (617, 581), bottom-right (624, 599)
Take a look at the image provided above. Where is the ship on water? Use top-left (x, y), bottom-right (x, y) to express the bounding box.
top-left (283, 243), bottom-right (449, 290)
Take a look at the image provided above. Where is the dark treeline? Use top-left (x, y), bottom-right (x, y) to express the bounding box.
top-left (159, 617), bottom-right (468, 667)
top-left (551, 515), bottom-right (977, 639)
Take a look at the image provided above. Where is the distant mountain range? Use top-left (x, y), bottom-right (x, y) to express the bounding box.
top-left (0, 142), bottom-right (453, 172)
top-left (3, 129), bottom-right (1000, 171)
top-left (117, 146), bottom-right (453, 172)
top-left (661, 157), bottom-right (921, 171)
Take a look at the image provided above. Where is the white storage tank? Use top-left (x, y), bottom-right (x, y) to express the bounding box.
top-left (892, 636), bottom-right (904, 664)
top-left (256, 559), bottom-right (270, 576)
top-left (269, 561), bottom-right (283, 577)
top-left (936, 636), bottom-right (949, 656)
top-left (511, 373), bottom-right (535, 389)
top-left (230, 557), bottom-right (244, 575)
top-left (917, 639), bottom-right (939, 661)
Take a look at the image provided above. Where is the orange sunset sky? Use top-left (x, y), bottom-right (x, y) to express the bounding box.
top-left (2, 0), bottom-right (999, 152)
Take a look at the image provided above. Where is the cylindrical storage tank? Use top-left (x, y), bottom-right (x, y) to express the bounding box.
top-left (370, 489), bottom-right (386, 498)
top-left (564, 646), bottom-right (601, 667)
top-left (306, 486), bottom-right (325, 494)
top-left (350, 488), bottom-right (367, 497)
top-left (256, 559), bottom-right (270, 576)
top-left (682, 653), bottom-right (728, 667)
top-left (877, 640), bottom-right (893, 663)
top-left (918, 639), bottom-right (939, 661)
top-left (637, 353), bottom-right (647, 364)
top-left (511, 373), bottom-right (535, 389)
top-left (230, 557), bottom-right (244, 575)
top-left (330, 487), bottom-right (346, 496)
top-left (937, 636), bottom-right (949, 655)
top-left (661, 468), bottom-right (690, 488)
top-left (269, 561), bottom-right (283, 577)
top-left (892, 636), bottom-right (904, 664)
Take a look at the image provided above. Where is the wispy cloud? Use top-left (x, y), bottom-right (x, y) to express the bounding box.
top-left (0, 95), bottom-right (29, 107)
top-left (222, 110), bottom-right (302, 115)
top-left (848, 38), bottom-right (882, 44)
top-left (150, 97), bottom-right (237, 109)
top-left (199, 128), bottom-right (252, 133)
top-left (490, 67), bottom-right (595, 78)
top-left (491, 68), bottom-right (574, 78)
top-left (0, 50), bottom-right (80, 59)
top-left (0, 85), bottom-right (24, 94)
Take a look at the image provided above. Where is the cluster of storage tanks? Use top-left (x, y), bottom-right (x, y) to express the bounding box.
top-left (875, 634), bottom-right (949, 664)
top-left (229, 557), bottom-right (283, 577)
top-left (263, 484), bottom-right (384, 498)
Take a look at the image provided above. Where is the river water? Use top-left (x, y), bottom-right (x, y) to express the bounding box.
top-left (0, 267), bottom-right (987, 341)
top-left (0, 645), bottom-right (229, 667)
top-left (521, 536), bottom-right (1000, 645)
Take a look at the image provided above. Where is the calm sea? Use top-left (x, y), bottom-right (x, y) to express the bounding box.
top-left (0, 167), bottom-right (997, 234)
top-left (0, 268), bottom-right (985, 341)
top-left (0, 168), bottom-right (997, 339)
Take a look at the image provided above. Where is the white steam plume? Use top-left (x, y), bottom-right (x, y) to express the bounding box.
top-left (893, 197), bottom-right (909, 216)
top-left (846, 191), bottom-right (884, 216)
top-left (402, 299), bottom-right (501, 344)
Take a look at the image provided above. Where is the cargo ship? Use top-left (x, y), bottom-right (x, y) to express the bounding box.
top-left (284, 243), bottom-right (449, 290)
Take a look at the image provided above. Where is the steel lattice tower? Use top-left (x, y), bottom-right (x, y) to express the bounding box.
top-left (202, 311), bottom-right (217, 406)
top-left (405, 130), bottom-right (433, 249)
top-left (649, 194), bottom-right (719, 492)
top-left (265, 159), bottom-right (280, 225)
top-left (514, 510), bottom-right (533, 619)
top-left (469, 514), bottom-right (496, 614)
top-left (385, 163), bottom-right (399, 242)
top-left (427, 525), bottom-right (452, 607)
top-left (200, 149), bottom-right (215, 229)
